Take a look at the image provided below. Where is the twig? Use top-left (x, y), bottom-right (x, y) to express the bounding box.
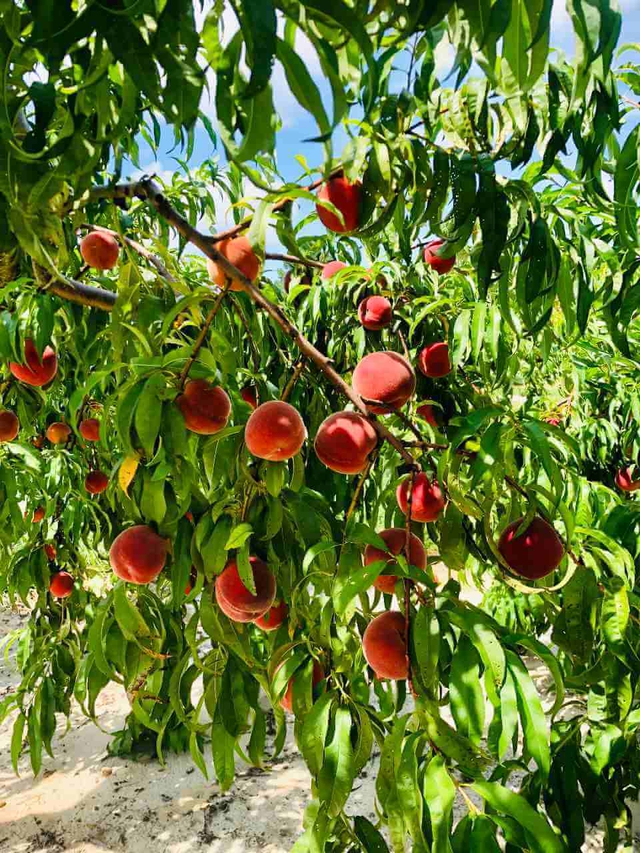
top-left (345, 451), bottom-right (378, 522)
top-left (504, 474), bottom-right (529, 500)
top-left (281, 359), bottom-right (305, 402)
top-left (81, 223), bottom-right (176, 282)
top-left (361, 397), bottom-right (424, 445)
top-left (179, 281), bottom-right (232, 387)
top-left (265, 252), bottom-right (324, 269)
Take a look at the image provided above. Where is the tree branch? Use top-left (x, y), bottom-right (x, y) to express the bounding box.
top-left (179, 280), bottom-right (232, 387)
top-left (35, 263), bottom-right (117, 310)
top-left (265, 252), bottom-right (324, 269)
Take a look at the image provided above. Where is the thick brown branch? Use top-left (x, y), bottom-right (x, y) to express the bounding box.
top-left (35, 263), bottom-right (117, 310)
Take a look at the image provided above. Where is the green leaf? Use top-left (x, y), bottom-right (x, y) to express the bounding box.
top-left (449, 636), bottom-right (485, 745)
top-left (11, 711), bottom-right (26, 774)
top-left (614, 123), bottom-right (639, 249)
top-left (353, 816), bottom-right (389, 853)
top-left (300, 691), bottom-right (333, 779)
top-left (276, 38), bottom-right (330, 138)
top-left (317, 704), bottom-right (354, 817)
top-left (113, 583), bottom-right (151, 642)
top-left (506, 650), bottom-right (550, 780)
top-left (601, 576), bottom-right (629, 658)
top-left (134, 374), bottom-right (165, 458)
top-left (423, 754), bottom-right (456, 853)
top-left (410, 605), bottom-right (439, 696)
top-left (237, 0), bottom-right (276, 98)
top-left (471, 781), bottom-right (567, 853)
top-left (225, 522), bottom-right (253, 551)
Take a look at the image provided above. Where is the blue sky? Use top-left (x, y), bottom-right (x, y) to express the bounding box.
top-left (130, 2), bottom-right (640, 261)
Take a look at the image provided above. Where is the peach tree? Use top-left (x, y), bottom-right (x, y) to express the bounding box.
top-left (0, 1), bottom-right (639, 850)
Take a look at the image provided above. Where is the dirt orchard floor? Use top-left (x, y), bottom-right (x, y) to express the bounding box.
top-left (0, 588), bottom-right (635, 852)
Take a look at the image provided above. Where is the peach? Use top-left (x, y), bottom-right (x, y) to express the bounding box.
top-left (176, 379), bottom-right (231, 435)
top-left (79, 418), bottom-right (101, 441)
top-left (0, 411), bottom-right (19, 442)
top-left (363, 611), bottom-right (408, 680)
top-left (498, 516), bottom-right (564, 580)
top-left (615, 467), bottom-right (640, 492)
top-left (46, 422), bottom-right (71, 445)
top-left (423, 239), bottom-right (455, 274)
top-left (44, 543), bottom-right (57, 561)
top-left (215, 556), bottom-right (276, 622)
top-left (85, 470), bottom-right (109, 495)
top-left (364, 528), bottom-right (426, 594)
top-left (254, 600), bottom-right (288, 632)
top-left (396, 472), bottom-right (445, 523)
top-left (9, 339), bottom-right (58, 387)
top-left (110, 525), bottom-right (167, 584)
top-left (316, 176), bottom-right (362, 233)
top-left (185, 511), bottom-right (194, 523)
top-left (206, 236), bottom-right (260, 292)
top-left (321, 261), bottom-right (347, 280)
top-left (49, 571), bottom-right (74, 599)
top-left (352, 351), bottom-right (416, 414)
top-left (245, 401), bottom-right (306, 461)
top-left (280, 660), bottom-right (324, 713)
top-left (31, 506), bottom-right (45, 524)
top-left (545, 416), bottom-right (561, 427)
top-left (240, 385), bottom-right (258, 410)
top-left (80, 232), bottom-right (119, 270)
top-left (32, 435), bottom-right (45, 449)
top-left (418, 342), bottom-right (451, 379)
top-left (314, 411), bottom-right (377, 475)
top-left (284, 270), bottom-right (312, 292)
top-left (358, 296), bottom-right (392, 331)
top-left (417, 404), bottom-right (438, 428)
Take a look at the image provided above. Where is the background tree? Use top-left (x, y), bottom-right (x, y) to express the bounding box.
top-left (1, 1), bottom-right (640, 850)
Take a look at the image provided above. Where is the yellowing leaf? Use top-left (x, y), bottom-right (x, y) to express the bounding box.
top-left (119, 454), bottom-right (139, 496)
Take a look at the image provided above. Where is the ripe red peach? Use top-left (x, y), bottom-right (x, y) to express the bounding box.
top-left (176, 379), bottom-right (231, 435)
top-left (316, 176), bottom-right (362, 233)
top-left (314, 411), bottom-right (377, 475)
top-left (240, 385), bottom-right (258, 410)
top-left (184, 566), bottom-right (198, 595)
top-left (0, 411), bottom-right (19, 442)
top-left (9, 339), bottom-right (58, 387)
top-left (79, 418), bottom-right (101, 441)
top-left (280, 660), bottom-right (324, 713)
top-left (396, 472), bottom-right (445, 523)
top-left (110, 525), bottom-right (168, 584)
top-left (498, 516), bottom-right (564, 580)
top-left (423, 239), bottom-right (455, 275)
top-left (352, 351), bottom-right (416, 414)
top-left (363, 611), bottom-right (408, 680)
top-left (85, 470), bottom-right (109, 495)
top-left (206, 236), bottom-right (260, 292)
top-left (215, 556), bottom-right (276, 622)
top-left (417, 404), bottom-right (438, 428)
top-left (49, 571), bottom-right (74, 599)
top-left (245, 401), bottom-right (307, 461)
top-left (615, 467), bottom-right (640, 492)
top-left (31, 506), bottom-right (45, 524)
top-left (32, 435), bottom-right (45, 449)
top-left (254, 600), bottom-right (288, 632)
top-left (418, 342), bottom-right (451, 379)
top-left (44, 543), bottom-right (57, 561)
top-left (364, 528), bottom-right (427, 594)
top-left (321, 261), bottom-right (347, 280)
top-left (358, 296), bottom-right (392, 331)
top-left (80, 232), bottom-right (119, 270)
top-left (46, 422), bottom-right (71, 445)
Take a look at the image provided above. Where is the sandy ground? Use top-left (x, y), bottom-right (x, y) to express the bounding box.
top-left (0, 600), bottom-right (634, 853)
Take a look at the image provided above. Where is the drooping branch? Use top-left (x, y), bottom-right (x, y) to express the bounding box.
top-left (179, 280), bottom-right (232, 387)
top-left (88, 177), bottom-right (420, 470)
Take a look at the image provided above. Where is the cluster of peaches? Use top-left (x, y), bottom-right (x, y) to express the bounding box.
top-left (0, 176), bottom-right (629, 698)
